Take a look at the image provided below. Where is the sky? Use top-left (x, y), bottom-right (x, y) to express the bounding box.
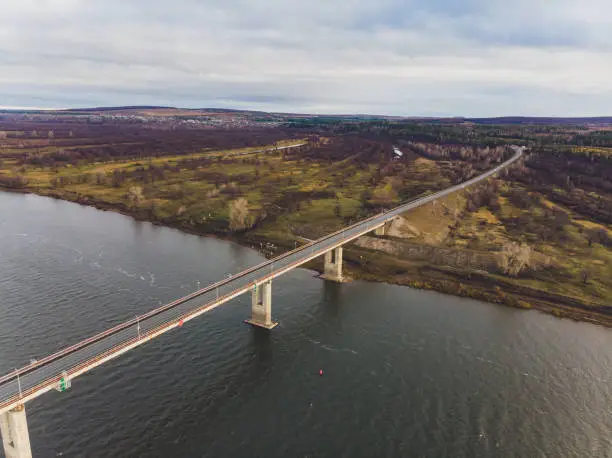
top-left (1, 0), bottom-right (611, 116)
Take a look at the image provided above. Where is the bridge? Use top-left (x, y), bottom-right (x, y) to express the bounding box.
top-left (0, 147), bottom-right (523, 457)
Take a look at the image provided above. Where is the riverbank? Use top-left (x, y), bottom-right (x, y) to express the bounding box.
top-left (4, 185), bottom-right (611, 458)
top-left (6, 185), bottom-right (611, 329)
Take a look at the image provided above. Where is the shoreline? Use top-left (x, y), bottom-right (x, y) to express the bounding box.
top-left (3, 186), bottom-right (611, 329)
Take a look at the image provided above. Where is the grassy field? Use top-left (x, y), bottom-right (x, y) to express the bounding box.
top-left (1, 132), bottom-right (611, 325)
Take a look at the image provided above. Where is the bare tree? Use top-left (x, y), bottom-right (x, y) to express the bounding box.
top-left (498, 242), bottom-right (532, 276)
top-left (371, 182), bottom-right (398, 207)
top-left (581, 270), bottom-right (589, 285)
top-left (229, 198), bottom-right (251, 231)
top-left (127, 186), bottom-right (144, 204)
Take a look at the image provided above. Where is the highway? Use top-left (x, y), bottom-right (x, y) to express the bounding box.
top-left (0, 146), bottom-right (523, 415)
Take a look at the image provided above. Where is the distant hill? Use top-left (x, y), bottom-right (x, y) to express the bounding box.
top-left (62, 106), bottom-right (175, 112)
top-left (465, 116), bottom-right (612, 125)
top-left (4, 106), bottom-right (612, 126)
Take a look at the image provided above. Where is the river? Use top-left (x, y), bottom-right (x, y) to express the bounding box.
top-left (1, 191), bottom-right (611, 457)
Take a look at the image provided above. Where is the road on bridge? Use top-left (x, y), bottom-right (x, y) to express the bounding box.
top-left (0, 146), bottom-right (523, 415)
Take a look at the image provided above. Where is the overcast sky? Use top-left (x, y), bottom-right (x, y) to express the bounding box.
top-left (1, 0), bottom-right (611, 116)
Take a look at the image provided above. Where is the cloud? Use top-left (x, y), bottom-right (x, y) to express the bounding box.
top-left (0, 0), bottom-right (611, 115)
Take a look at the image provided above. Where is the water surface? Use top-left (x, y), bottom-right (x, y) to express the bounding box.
top-left (1, 192), bottom-right (611, 457)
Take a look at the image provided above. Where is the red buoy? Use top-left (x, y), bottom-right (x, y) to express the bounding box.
top-left (319, 369), bottom-right (323, 376)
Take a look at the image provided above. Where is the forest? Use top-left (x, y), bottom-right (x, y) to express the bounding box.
top-left (0, 109), bottom-right (610, 325)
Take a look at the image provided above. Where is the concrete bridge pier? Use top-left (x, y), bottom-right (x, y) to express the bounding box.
top-left (1, 405), bottom-right (32, 458)
top-left (246, 280), bottom-right (278, 329)
top-left (374, 219), bottom-right (394, 236)
top-left (322, 247), bottom-right (346, 282)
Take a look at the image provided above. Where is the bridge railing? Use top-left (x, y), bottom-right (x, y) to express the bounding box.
top-left (0, 148), bottom-right (523, 412)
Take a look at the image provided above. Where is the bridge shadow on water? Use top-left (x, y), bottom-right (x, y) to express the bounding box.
top-left (246, 278), bottom-right (347, 374)
top-left (320, 279), bottom-right (344, 319)
top-left (249, 326), bottom-right (274, 367)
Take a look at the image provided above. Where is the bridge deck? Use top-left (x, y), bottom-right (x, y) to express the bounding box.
top-left (0, 148), bottom-right (522, 414)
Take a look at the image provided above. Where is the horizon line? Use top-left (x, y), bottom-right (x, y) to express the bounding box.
top-left (1, 105), bottom-right (612, 119)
